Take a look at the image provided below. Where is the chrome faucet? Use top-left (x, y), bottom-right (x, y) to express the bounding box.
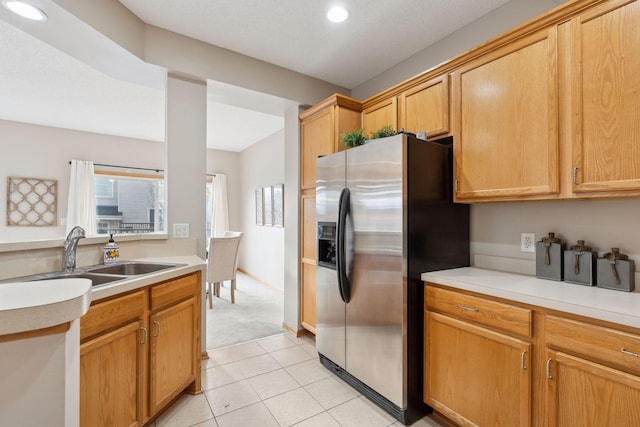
top-left (62, 226), bottom-right (86, 272)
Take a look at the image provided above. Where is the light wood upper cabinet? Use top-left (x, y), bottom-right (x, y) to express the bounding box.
top-left (568, 0), bottom-right (640, 194)
top-left (362, 97), bottom-right (398, 138)
top-left (452, 28), bottom-right (559, 201)
top-left (300, 94), bottom-right (361, 190)
top-left (301, 109), bottom-right (334, 190)
top-left (399, 75), bottom-right (449, 138)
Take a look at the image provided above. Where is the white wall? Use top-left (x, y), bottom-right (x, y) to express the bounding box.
top-left (470, 199), bottom-right (640, 277)
top-left (352, 0), bottom-right (565, 99)
top-left (238, 130), bottom-right (285, 288)
top-left (0, 119), bottom-right (163, 242)
top-left (166, 76), bottom-right (207, 259)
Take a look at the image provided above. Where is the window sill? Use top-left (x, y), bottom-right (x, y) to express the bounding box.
top-left (0, 233), bottom-right (169, 253)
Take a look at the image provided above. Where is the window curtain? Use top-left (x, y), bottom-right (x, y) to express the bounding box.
top-left (210, 173), bottom-right (229, 237)
top-left (66, 160), bottom-right (97, 235)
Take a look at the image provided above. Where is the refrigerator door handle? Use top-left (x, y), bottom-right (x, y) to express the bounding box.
top-left (336, 187), bottom-right (351, 303)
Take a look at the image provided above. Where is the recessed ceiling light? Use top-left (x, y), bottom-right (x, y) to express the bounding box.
top-left (327, 6), bottom-right (349, 23)
top-left (2, 0), bottom-right (47, 21)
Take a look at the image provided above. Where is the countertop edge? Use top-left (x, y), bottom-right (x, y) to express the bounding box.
top-left (0, 278), bottom-right (92, 336)
top-left (422, 267), bottom-right (640, 329)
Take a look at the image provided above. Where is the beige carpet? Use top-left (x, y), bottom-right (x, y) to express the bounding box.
top-left (205, 271), bottom-right (284, 349)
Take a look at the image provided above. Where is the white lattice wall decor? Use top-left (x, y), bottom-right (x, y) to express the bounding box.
top-left (7, 176), bottom-right (58, 226)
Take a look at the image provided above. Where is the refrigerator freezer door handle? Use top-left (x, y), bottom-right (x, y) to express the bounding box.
top-left (337, 187), bottom-right (351, 303)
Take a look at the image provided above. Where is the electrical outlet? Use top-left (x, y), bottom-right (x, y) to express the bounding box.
top-left (173, 223), bottom-right (190, 238)
top-left (521, 233), bottom-right (535, 253)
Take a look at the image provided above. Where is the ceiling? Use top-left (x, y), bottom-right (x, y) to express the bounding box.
top-left (1, 0), bottom-right (548, 151)
top-left (118, 0), bottom-right (515, 89)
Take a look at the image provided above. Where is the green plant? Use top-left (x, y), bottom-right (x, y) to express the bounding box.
top-left (370, 125), bottom-right (397, 139)
top-left (340, 128), bottom-right (367, 147)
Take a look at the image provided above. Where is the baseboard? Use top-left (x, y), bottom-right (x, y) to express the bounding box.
top-left (237, 268), bottom-right (283, 292)
top-left (282, 321), bottom-right (310, 337)
top-left (474, 254), bottom-right (536, 276)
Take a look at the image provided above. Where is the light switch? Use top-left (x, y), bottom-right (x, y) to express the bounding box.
top-left (173, 223), bottom-right (190, 238)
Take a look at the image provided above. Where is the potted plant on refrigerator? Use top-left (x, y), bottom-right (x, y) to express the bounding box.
top-left (370, 125), bottom-right (397, 139)
top-left (340, 128), bottom-right (367, 147)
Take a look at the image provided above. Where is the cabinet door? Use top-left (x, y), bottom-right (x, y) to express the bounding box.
top-left (362, 97), bottom-right (398, 137)
top-left (149, 297), bottom-right (197, 415)
top-left (425, 311), bottom-right (531, 426)
top-left (569, 0), bottom-right (640, 193)
top-left (301, 108), bottom-right (334, 190)
top-left (80, 321), bottom-right (143, 427)
top-left (546, 350), bottom-right (640, 427)
top-left (300, 193), bottom-right (317, 332)
top-left (452, 28), bottom-right (559, 201)
top-left (399, 75), bottom-right (449, 138)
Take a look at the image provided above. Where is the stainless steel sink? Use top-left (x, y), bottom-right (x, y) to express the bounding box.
top-left (33, 272), bottom-right (127, 286)
top-left (0, 261), bottom-right (183, 287)
top-left (87, 262), bottom-right (178, 276)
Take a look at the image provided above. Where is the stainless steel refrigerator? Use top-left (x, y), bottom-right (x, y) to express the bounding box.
top-left (315, 133), bottom-right (469, 425)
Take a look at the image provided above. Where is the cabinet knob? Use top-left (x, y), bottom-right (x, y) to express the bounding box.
top-left (521, 350), bottom-right (527, 370)
top-left (573, 167), bottom-right (579, 185)
top-left (546, 358), bottom-right (553, 379)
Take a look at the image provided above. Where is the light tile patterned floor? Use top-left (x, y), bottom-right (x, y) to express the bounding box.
top-left (153, 333), bottom-right (446, 427)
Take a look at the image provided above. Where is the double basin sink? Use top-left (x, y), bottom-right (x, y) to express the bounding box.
top-left (2, 261), bottom-right (183, 287)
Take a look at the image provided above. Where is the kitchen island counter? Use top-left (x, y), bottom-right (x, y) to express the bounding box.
top-left (422, 267), bottom-right (640, 329)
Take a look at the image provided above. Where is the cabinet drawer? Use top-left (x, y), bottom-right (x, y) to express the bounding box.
top-left (151, 273), bottom-right (199, 311)
top-left (81, 290), bottom-right (145, 341)
top-left (425, 285), bottom-right (532, 337)
top-left (546, 315), bottom-right (640, 374)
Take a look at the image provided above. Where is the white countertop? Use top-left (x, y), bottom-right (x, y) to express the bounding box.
top-left (0, 255), bottom-right (205, 336)
top-left (0, 278), bottom-right (92, 335)
top-left (422, 267), bottom-right (640, 329)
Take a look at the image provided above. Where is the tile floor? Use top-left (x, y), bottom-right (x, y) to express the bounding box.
top-left (153, 333), bottom-right (446, 427)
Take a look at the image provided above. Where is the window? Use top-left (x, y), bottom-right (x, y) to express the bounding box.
top-left (94, 173), bottom-right (165, 235)
top-left (95, 177), bottom-right (114, 198)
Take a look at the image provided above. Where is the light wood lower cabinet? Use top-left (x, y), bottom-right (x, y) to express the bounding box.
top-left (425, 310), bottom-right (531, 426)
top-left (545, 314), bottom-right (640, 426)
top-left (149, 297), bottom-right (198, 414)
top-left (80, 321), bottom-right (142, 427)
top-left (545, 349), bottom-right (640, 427)
top-left (80, 272), bottom-right (201, 427)
top-left (425, 282), bottom-right (640, 427)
